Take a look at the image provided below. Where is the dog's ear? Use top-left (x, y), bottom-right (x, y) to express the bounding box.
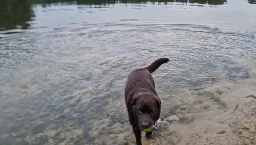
top-left (128, 93), bottom-right (140, 112)
top-left (153, 95), bottom-right (161, 121)
top-left (131, 93), bottom-right (140, 106)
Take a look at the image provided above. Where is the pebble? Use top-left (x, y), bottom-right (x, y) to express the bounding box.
top-left (166, 115), bottom-right (180, 122)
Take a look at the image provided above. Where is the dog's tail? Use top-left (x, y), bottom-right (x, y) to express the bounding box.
top-left (145, 58), bottom-right (169, 73)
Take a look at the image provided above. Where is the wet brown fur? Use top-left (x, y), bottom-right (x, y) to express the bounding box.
top-left (124, 58), bottom-right (169, 145)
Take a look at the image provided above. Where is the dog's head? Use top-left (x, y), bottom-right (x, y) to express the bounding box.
top-left (131, 92), bottom-right (161, 130)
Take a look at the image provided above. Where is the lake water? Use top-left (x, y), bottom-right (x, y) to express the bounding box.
top-left (0, 0), bottom-right (256, 145)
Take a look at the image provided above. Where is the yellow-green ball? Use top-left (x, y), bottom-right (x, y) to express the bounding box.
top-left (143, 127), bottom-right (153, 132)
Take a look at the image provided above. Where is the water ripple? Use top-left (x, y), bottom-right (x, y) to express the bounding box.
top-left (1, 17), bottom-right (256, 145)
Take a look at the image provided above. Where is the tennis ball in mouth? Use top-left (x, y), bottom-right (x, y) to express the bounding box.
top-left (142, 127), bottom-right (153, 132)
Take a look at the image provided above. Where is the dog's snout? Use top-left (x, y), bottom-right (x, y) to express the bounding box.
top-left (143, 120), bottom-right (148, 125)
top-left (141, 120), bottom-right (149, 128)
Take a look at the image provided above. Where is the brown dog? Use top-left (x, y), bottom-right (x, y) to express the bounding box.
top-left (125, 58), bottom-right (169, 145)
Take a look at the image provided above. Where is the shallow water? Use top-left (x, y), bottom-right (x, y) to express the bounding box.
top-left (0, 0), bottom-right (256, 144)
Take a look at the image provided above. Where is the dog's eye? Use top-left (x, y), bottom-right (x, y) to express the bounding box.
top-left (148, 109), bottom-right (153, 114)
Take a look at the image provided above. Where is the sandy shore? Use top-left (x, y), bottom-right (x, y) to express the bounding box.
top-left (135, 79), bottom-right (256, 145)
top-left (102, 79), bottom-right (255, 145)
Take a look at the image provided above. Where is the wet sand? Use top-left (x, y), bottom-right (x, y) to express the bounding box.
top-left (99, 79), bottom-right (256, 145)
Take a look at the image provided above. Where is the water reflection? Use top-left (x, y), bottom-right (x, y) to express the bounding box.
top-left (35, 0), bottom-right (227, 5)
top-left (2, 0), bottom-right (256, 32)
top-left (189, 0), bottom-right (226, 5)
top-left (0, 0), bottom-right (35, 31)
top-left (0, 0), bottom-right (229, 31)
top-left (248, 0), bottom-right (256, 4)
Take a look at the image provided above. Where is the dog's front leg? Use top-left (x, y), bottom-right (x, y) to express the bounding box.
top-left (133, 126), bottom-right (142, 145)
